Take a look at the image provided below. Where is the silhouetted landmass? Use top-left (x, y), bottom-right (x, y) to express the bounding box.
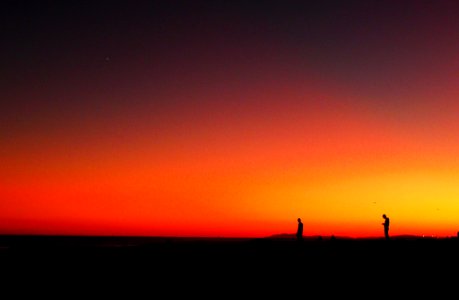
top-left (1, 234), bottom-right (458, 296)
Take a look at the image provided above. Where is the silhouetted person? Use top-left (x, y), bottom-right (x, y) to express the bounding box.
top-left (296, 218), bottom-right (303, 243)
top-left (382, 214), bottom-right (390, 240)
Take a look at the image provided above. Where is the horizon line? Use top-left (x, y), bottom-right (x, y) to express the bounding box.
top-left (0, 233), bottom-right (457, 240)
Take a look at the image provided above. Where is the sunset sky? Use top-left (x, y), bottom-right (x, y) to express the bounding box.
top-left (2, 0), bottom-right (459, 238)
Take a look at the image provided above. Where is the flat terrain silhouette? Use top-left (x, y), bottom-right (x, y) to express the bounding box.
top-left (1, 234), bottom-right (458, 296)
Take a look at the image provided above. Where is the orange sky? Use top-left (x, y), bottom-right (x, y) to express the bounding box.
top-left (3, 81), bottom-right (459, 238)
top-left (2, 1), bottom-right (459, 238)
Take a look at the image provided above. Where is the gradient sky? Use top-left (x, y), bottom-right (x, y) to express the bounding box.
top-left (2, 0), bottom-right (459, 238)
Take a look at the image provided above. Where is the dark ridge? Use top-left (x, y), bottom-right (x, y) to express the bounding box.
top-left (1, 234), bottom-right (458, 296)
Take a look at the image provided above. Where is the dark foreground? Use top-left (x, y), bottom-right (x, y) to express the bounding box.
top-left (1, 235), bottom-right (458, 296)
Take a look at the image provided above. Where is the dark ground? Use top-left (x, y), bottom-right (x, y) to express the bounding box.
top-left (1, 235), bottom-right (458, 296)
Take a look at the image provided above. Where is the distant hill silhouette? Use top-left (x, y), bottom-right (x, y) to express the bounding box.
top-left (266, 233), bottom-right (350, 240)
top-left (265, 233), bottom-right (449, 241)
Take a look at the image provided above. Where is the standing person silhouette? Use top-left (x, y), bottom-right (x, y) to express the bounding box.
top-left (382, 214), bottom-right (390, 240)
top-left (296, 218), bottom-right (304, 243)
